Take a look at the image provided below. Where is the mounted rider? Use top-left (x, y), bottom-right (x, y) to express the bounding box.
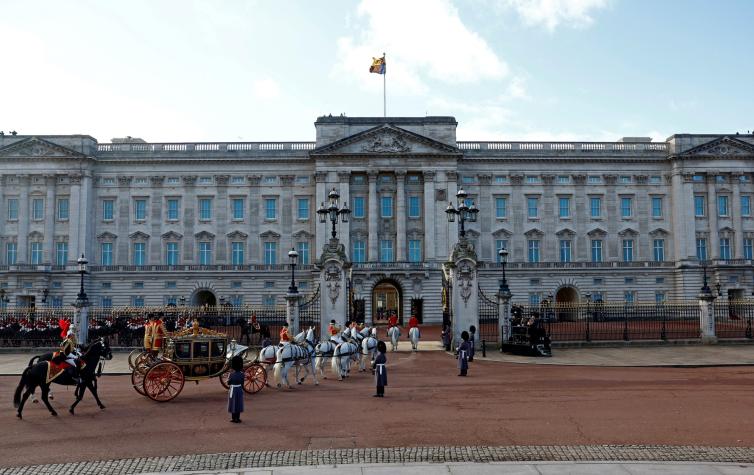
top-left (328, 319), bottom-right (342, 344)
top-left (408, 314), bottom-right (420, 338)
top-left (387, 312), bottom-right (400, 338)
top-left (57, 319), bottom-right (81, 383)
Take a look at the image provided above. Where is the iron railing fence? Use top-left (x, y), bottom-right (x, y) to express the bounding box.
top-left (478, 288), bottom-right (500, 342)
top-left (0, 305), bottom-right (287, 348)
top-left (298, 285), bottom-right (321, 340)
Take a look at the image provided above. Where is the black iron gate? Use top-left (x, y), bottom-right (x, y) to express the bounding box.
top-left (442, 270), bottom-right (452, 331)
top-left (299, 284), bottom-right (321, 338)
top-left (478, 287), bottom-right (499, 342)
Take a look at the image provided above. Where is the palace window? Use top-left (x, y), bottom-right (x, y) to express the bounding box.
top-left (352, 240), bottom-right (365, 263)
top-left (408, 196), bottom-right (421, 218)
top-left (624, 291), bottom-right (635, 304)
top-left (620, 197), bottom-right (632, 218)
top-left (527, 197), bottom-right (539, 219)
top-left (741, 196), bottom-right (751, 217)
top-left (526, 176), bottom-right (540, 184)
top-left (494, 176), bottom-right (508, 184)
top-left (263, 176), bottom-right (277, 184)
top-left (719, 238), bottom-right (731, 260)
top-left (264, 242), bottom-right (277, 265)
top-left (588, 176), bottom-right (601, 184)
top-left (694, 196), bottom-right (705, 217)
top-left (198, 242), bottom-right (212, 265)
top-left (231, 242), bottom-right (245, 265)
top-left (495, 240), bottom-right (508, 263)
top-left (166, 177), bottom-right (180, 185)
top-left (7, 198), bottom-right (18, 220)
top-left (231, 176), bottom-right (245, 184)
top-left (165, 281), bottom-right (177, 289)
top-left (5, 243), bottom-right (15, 265)
top-left (380, 240), bottom-right (394, 262)
top-left (199, 198), bottom-right (213, 220)
top-left (232, 198), bottom-right (245, 220)
top-left (650, 176), bottom-right (662, 184)
top-left (655, 292), bottom-right (666, 303)
top-left (591, 240), bottom-right (603, 262)
top-left (653, 239), bottom-right (665, 262)
top-left (744, 239), bottom-right (753, 260)
top-left (557, 175), bottom-right (570, 184)
top-left (103, 199), bottom-right (114, 221)
top-left (101, 297), bottom-right (113, 308)
top-left (166, 242), bottom-right (180, 265)
top-left (55, 242), bottom-right (68, 266)
top-left (134, 199), bottom-right (147, 221)
top-left (527, 240), bottom-right (540, 263)
top-left (696, 238), bottom-right (707, 261)
top-left (353, 197), bottom-right (365, 218)
top-left (297, 241), bottom-right (310, 265)
top-left (622, 239), bottom-right (634, 262)
top-left (558, 197), bottom-right (570, 218)
top-left (132, 296), bottom-right (145, 307)
top-left (30, 242), bottom-right (43, 265)
top-left (57, 198), bottom-right (69, 221)
top-left (167, 199), bottom-right (179, 221)
top-left (620, 176), bottom-right (632, 184)
top-left (408, 240), bottom-right (421, 263)
top-left (297, 198), bottom-right (309, 220)
top-left (199, 176), bottom-right (213, 185)
top-left (718, 196), bottom-right (729, 217)
top-left (296, 176), bottom-right (310, 185)
top-left (590, 197), bottom-right (601, 218)
top-left (559, 240), bottom-right (572, 262)
top-left (32, 198), bottom-right (44, 220)
top-left (133, 243), bottom-right (146, 265)
top-left (495, 197), bottom-right (507, 218)
top-left (265, 198), bottom-right (277, 220)
top-left (381, 196), bottom-right (393, 218)
top-left (651, 197), bottom-right (663, 218)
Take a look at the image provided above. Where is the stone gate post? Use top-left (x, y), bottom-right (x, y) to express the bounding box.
top-left (498, 287), bottom-right (512, 346)
top-left (448, 239), bottom-right (479, 349)
top-left (74, 300), bottom-right (90, 344)
top-left (317, 238), bottom-right (350, 338)
top-left (698, 288), bottom-right (717, 344)
top-left (285, 292), bottom-right (301, 336)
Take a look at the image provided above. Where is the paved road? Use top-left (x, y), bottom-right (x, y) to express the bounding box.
top-left (4, 351), bottom-right (754, 469)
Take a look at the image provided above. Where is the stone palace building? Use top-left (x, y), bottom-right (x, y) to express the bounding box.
top-left (0, 116), bottom-right (752, 324)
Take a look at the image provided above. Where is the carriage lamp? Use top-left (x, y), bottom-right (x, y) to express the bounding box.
top-left (498, 248), bottom-right (510, 294)
top-left (444, 188), bottom-right (479, 238)
top-left (317, 188), bottom-right (350, 239)
top-left (288, 247), bottom-right (299, 294)
top-left (76, 254), bottom-right (89, 303)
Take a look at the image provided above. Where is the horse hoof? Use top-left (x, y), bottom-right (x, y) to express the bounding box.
top-left (315, 381), bottom-right (319, 386)
top-left (69, 409), bottom-right (74, 415)
top-left (16, 413), bottom-right (22, 419)
top-left (51, 411), bottom-right (58, 417)
top-left (297, 381), bottom-right (302, 385)
top-left (99, 405), bottom-right (106, 410)
top-left (276, 384), bottom-right (281, 389)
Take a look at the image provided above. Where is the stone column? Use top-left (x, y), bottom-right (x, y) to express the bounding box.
top-left (337, 171), bottom-right (351, 258)
top-left (671, 171), bottom-right (693, 261)
top-left (317, 240), bottom-right (350, 337)
top-left (732, 174), bottom-right (744, 258)
top-left (44, 175), bottom-right (56, 264)
top-left (447, 239), bottom-right (479, 348)
top-left (478, 174), bottom-right (493, 260)
top-left (396, 170), bottom-right (406, 261)
top-left (572, 174), bottom-right (588, 260)
top-left (215, 175), bottom-right (231, 262)
top-left (181, 176), bottom-right (197, 264)
top-left (149, 176), bottom-right (165, 264)
top-left (0, 176), bottom-right (4, 243)
top-left (75, 300), bottom-right (90, 344)
top-left (279, 175), bottom-right (295, 261)
top-left (314, 171), bottom-right (327, 257)
top-left (247, 175), bottom-right (261, 262)
top-left (423, 171), bottom-right (436, 260)
top-left (698, 289), bottom-right (717, 344)
top-left (707, 175), bottom-right (719, 259)
top-left (285, 291), bottom-right (301, 336)
top-left (79, 173), bottom-right (93, 262)
top-left (603, 175), bottom-right (618, 260)
top-left (367, 171), bottom-right (379, 261)
top-left (17, 175), bottom-right (30, 263)
top-left (541, 175), bottom-right (556, 261)
top-left (498, 287), bottom-right (512, 345)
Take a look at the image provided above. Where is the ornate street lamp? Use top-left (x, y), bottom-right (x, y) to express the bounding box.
top-left (498, 247), bottom-right (510, 294)
top-left (700, 259), bottom-right (711, 294)
top-left (76, 254), bottom-right (88, 303)
top-left (444, 188), bottom-right (479, 238)
top-left (317, 187), bottom-right (351, 240)
top-left (288, 247), bottom-right (299, 294)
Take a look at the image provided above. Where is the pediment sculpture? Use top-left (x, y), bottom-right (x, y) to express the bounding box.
top-left (361, 131), bottom-right (411, 153)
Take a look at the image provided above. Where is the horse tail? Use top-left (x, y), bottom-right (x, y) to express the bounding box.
top-left (13, 367), bottom-right (29, 409)
top-left (27, 355), bottom-right (39, 367)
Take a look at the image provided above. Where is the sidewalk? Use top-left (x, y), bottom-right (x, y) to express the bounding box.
top-left (140, 462), bottom-right (754, 475)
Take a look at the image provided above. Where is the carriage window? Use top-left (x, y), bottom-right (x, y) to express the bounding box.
top-left (194, 342), bottom-right (209, 358)
top-left (176, 342), bottom-right (191, 359)
top-left (211, 341), bottom-right (225, 357)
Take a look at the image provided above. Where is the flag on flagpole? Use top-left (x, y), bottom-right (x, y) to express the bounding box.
top-left (369, 55), bottom-right (386, 74)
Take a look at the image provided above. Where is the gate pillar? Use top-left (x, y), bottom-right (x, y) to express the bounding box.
top-left (698, 287), bottom-right (717, 344)
top-left (446, 239), bottom-right (479, 349)
top-left (498, 287), bottom-right (512, 345)
top-left (285, 292), bottom-right (301, 336)
top-left (317, 238), bottom-right (351, 338)
top-left (74, 299), bottom-right (90, 344)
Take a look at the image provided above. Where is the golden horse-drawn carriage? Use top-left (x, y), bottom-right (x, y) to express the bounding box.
top-left (130, 321), bottom-right (267, 402)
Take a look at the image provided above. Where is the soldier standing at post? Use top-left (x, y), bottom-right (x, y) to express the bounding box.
top-left (372, 340), bottom-right (388, 397)
top-left (457, 331), bottom-right (471, 377)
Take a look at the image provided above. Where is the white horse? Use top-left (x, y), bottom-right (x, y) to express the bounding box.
top-left (331, 340), bottom-right (359, 380)
top-left (314, 340), bottom-right (336, 379)
top-left (387, 325), bottom-right (401, 352)
top-left (409, 327), bottom-right (420, 351)
top-left (360, 328), bottom-right (379, 371)
top-left (257, 343), bottom-right (278, 387)
top-left (273, 328), bottom-right (318, 389)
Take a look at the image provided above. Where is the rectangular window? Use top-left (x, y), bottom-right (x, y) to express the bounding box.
top-left (297, 241), bottom-right (310, 265)
top-left (232, 198), bottom-right (245, 220)
top-left (408, 196), bottom-right (421, 218)
top-left (263, 295), bottom-right (276, 306)
top-left (650, 176), bottom-right (662, 184)
top-left (55, 242), bottom-right (68, 266)
top-left (263, 176), bottom-right (276, 184)
top-left (696, 238), bottom-right (707, 260)
top-left (231, 242), bottom-right (245, 265)
top-left (5, 242), bottom-right (15, 264)
top-left (529, 293), bottom-right (541, 305)
top-left (133, 243), bottom-right (146, 265)
top-left (526, 176), bottom-right (540, 184)
top-left (462, 176), bottom-right (475, 184)
top-left (165, 281), bottom-right (177, 289)
top-left (133, 282), bottom-right (144, 289)
top-left (718, 195), bottom-right (729, 217)
top-left (198, 242), bottom-right (212, 265)
top-left (353, 197), bottom-right (365, 218)
top-left (590, 197), bottom-right (601, 218)
top-left (620, 197), bottom-right (632, 218)
top-left (527, 240), bottom-right (540, 263)
top-left (557, 175), bottom-right (570, 184)
top-left (231, 176), bottom-right (245, 184)
top-left (199, 198), bottom-right (212, 220)
top-left (103, 199), bottom-right (114, 221)
top-left (558, 197), bottom-right (570, 218)
top-left (495, 239), bottom-right (508, 263)
top-left (651, 197), bottom-right (663, 218)
top-left (744, 239), bottom-right (753, 260)
top-left (588, 176), bottom-right (601, 184)
top-left (296, 176), bottom-right (310, 184)
top-left (297, 198), bottom-right (309, 220)
top-left (741, 196), bottom-right (751, 217)
top-left (653, 239), bottom-right (665, 262)
top-left (620, 175), bottom-right (632, 184)
top-left (57, 198), bottom-right (69, 220)
top-left (264, 242), bottom-right (277, 265)
top-left (380, 240), bottom-right (394, 262)
top-left (622, 239), bottom-right (634, 262)
top-left (32, 198), bottom-right (44, 220)
top-left (559, 240), bottom-right (572, 262)
top-left (694, 196), bottom-right (705, 217)
top-left (495, 197), bottom-right (507, 218)
top-left (101, 297), bottom-right (112, 308)
top-left (624, 291), bottom-right (635, 304)
top-left (352, 240), bottom-right (365, 263)
top-left (265, 198), bottom-right (277, 220)
top-left (494, 176), bottom-right (508, 184)
top-left (408, 240), bottom-right (421, 263)
top-left (132, 296), bottom-right (145, 307)
top-left (655, 292), bottom-right (666, 304)
top-left (134, 199), bottom-right (147, 220)
top-left (167, 199), bottom-right (179, 221)
top-left (719, 238), bottom-right (731, 260)
top-left (527, 197), bottom-right (539, 218)
top-left (30, 242), bottom-right (43, 264)
top-left (51, 296), bottom-right (64, 308)
top-left (381, 196), bottom-right (393, 218)
top-left (7, 198), bottom-right (18, 220)
top-left (231, 281), bottom-right (242, 289)
top-left (101, 243), bottom-right (113, 266)
top-left (166, 242), bottom-right (180, 265)
top-left (591, 240), bottom-right (603, 262)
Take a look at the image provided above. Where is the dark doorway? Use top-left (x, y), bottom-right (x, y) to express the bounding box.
top-left (192, 290), bottom-right (217, 307)
top-left (410, 298), bottom-right (424, 323)
top-left (372, 280), bottom-right (402, 325)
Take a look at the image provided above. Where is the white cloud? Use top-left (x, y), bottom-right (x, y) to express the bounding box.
top-left (502, 0), bottom-right (609, 31)
top-left (334, 0), bottom-right (508, 94)
top-left (251, 78), bottom-right (281, 100)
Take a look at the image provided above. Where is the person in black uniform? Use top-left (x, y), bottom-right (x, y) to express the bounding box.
top-left (372, 340), bottom-right (388, 397)
top-left (457, 331), bottom-right (471, 376)
top-left (227, 355), bottom-right (245, 423)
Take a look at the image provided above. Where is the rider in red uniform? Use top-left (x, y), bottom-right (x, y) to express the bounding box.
top-left (279, 323), bottom-right (291, 344)
top-left (408, 314), bottom-right (420, 339)
top-left (387, 313), bottom-right (398, 329)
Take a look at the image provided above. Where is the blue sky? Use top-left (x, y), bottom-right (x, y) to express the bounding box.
top-left (1, 0), bottom-right (752, 142)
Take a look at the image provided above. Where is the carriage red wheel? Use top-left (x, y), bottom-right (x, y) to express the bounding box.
top-left (243, 363), bottom-right (266, 394)
top-left (219, 369), bottom-right (231, 390)
top-left (143, 362), bottom-right (184, 402)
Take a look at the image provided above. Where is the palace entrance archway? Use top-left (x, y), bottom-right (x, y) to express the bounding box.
top-left (192, 289), bottom-right (217, 307)
top-left (555, 286), bottom-right (579, 321)
top-left (372, 280), bottom-right (402, 325)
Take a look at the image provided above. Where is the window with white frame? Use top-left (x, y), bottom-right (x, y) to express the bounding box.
top-left (408, 240), bottom-right (421, 262)
top-left (381, 196), bottom-right (393, 218)
top-left (557, 175), bottom-right (570, 184)
top-left (620, 197), bottom-right (632, 218)
top-left (133, 242), bottom-right (146, 265)
top-left (265, 198), bottom-right (277, 219)
top-left (198, 242), bottom-right (212, 265)
top-left (719, 238), bottom-right (731, 260)
top-left (199, 198), bottom-right (213, 220)
top-left (295, 176), bottom-right (310, 185)
top-left (5, 243), bottom-right (16, 265)
top-left (741, 196), bottom-right (751, 217)
top-left (264, 242), bottom-right (277, 265)
top-left (232, 198), bottom-right (245, 220)
top-left (588, 175), bottom-right (601, 184)
top-left (495, 197), bottom-right (507, 218)
top-left (653, 239), bottom-right (665, 261)
top-left (32, 198), bottom-right (44, 220)
top-left (166, 242), bottom-right (180, 265)
top-left (694, 196), bottom-right (706, 217)
top-left (101, 297), bottom-right (113, 308)
top-left (263, 176), bottom-right (277, 185)
top-left (101, 242), bottom-right (113, 265)
top-left (199, 176), bottom-right (213, 184)
top-left (591, 240), bottom-right (603, 262)
top-left (558, 197), bottom-right (570, 218)
top-left (655, 292), bottom-right (666, 303)
top-left (353, 197), bottom-right (365, 218)
top-left (590, 197), bottom-right (601, 218)
top-left (527, 197), bottom-right (539, 218)
top-left (622, 239), bottom-right (634, 262)
top-left (134, 199), bottom-right (147, 220)
top-left (55, 242), bottom-right (68, 266)
top-left (620, 176), bottom-right (632, 184)
top-left (527, 240), bottom-right (540, 263)
top-left (166, 177), bottom-right (180, 185)
top-left (57, 198), bottom-right (69, 220)
top-left (102, 199), bottom-right (114, 221)
top-left (529, 293), bottom-right (541, 305)
top-left (30, 242), bottom-right (43, 264)
top-left (231, 242), bottom-right (244, 265)
top-left (494, 176), bottom-right (508, 184)
top-left (132, 296), bottom-right (145, 307)
top-left (231, 176), bottom-right (245, 184)
top-left (495, 239), bottom-right (508, 263)
top-left (7, 198), bottom-right (18, 220)
top-left (650, 176), bottom-right (662, 184)
top-left (167, 198), bottom-right (180, 221)
top-left (559, 240), bottom-right (572, 262)
top-left (297, 241), bottom-right (309, 264)
top-left (718, 195), bottom-right (729, 217)
top-left (380, 240), bottom-right (394, 262)
top-left (526, 176), bottom-right (540, 184)
top-left (352, 240), bottom-right (365, 263)
top-left (297, 198), bottom-right (309, 220)
top-left (624, 291), bottom-right (635, 303)
top-left (744, 238), bottom-right (753, 260)
top-left (651, 196), bottom-right (663, 218)
top-left (408, 196), bottom-right (421, 218)
top-left (696, 238), bottom-right (707, 260)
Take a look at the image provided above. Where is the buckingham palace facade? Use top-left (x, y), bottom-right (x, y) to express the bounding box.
top-left (0, 115), bottom-right (753, 323)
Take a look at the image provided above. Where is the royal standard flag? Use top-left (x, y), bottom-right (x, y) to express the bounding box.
top-left (369, 55), bottom-right (386, 74)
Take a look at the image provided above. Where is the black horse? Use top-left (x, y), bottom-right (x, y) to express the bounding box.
top-left (14, 338), bottom-right (113, 419)
top-left (236, 318), bottom-right (270, 346)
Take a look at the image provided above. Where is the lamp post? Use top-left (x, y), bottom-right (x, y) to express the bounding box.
top-left (444, 188), bottom-right (479, 239)
top-left (75, 254), bottom-right (89, 344)
top-left (497, 248), bottom-right (510, 295)
top-left (76, 254), bottom-right (88, 303)
top-left (701, 259), bottom-right (711, 294)
top-left (715, 280), bottom-right (723, 298)
top-left (317, 187), bottom-right (351, 240)
top-left (288, 247), bottom-right (299, 294)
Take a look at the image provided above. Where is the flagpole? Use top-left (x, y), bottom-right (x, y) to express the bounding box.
top-left (383, 52), bottom-right (386, 118)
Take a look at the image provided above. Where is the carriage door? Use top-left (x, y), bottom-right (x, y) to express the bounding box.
top-left (410, 298), bottom-right (423, 323)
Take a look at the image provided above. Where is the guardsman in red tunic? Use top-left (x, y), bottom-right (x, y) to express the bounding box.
top-left (328, 319), bottom-right (342, 344)
top-left (143, 314), bottom-right (155, 352)
top-left (279, 323), bottom-right (291, 344)
top-left (408, 314), bottom-right (420, 338)
top-left (387, 313), bottom-right (398, 329)
top-left (151, 313), bottom-right (167, 355)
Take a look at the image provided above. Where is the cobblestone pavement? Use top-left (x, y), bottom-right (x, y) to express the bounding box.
top-left (3, 446), bottom-right (754, 475)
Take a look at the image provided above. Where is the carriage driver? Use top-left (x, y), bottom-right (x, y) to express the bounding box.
top-left (279, 323), bottom-right (291, 345)
top-left (151, 313), bottom-right (167, 356)
top-left (328, 319), bottom-right (342, 344)
top-left (143, 313), bottom-right (155, 353)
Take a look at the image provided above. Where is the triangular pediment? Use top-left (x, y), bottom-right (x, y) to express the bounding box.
top-left (161, 231), bottom-right (183, 240)
top-left (679, 136), bottom-right (754, 158)
top-left (310, 124), bottom-right (461, 156)
top-left (96, 232), bottom-right (118, 241)
top-left (587, 227), bottom-right (607, 237)
top-left (0, 137), bottom-right (89, 160)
